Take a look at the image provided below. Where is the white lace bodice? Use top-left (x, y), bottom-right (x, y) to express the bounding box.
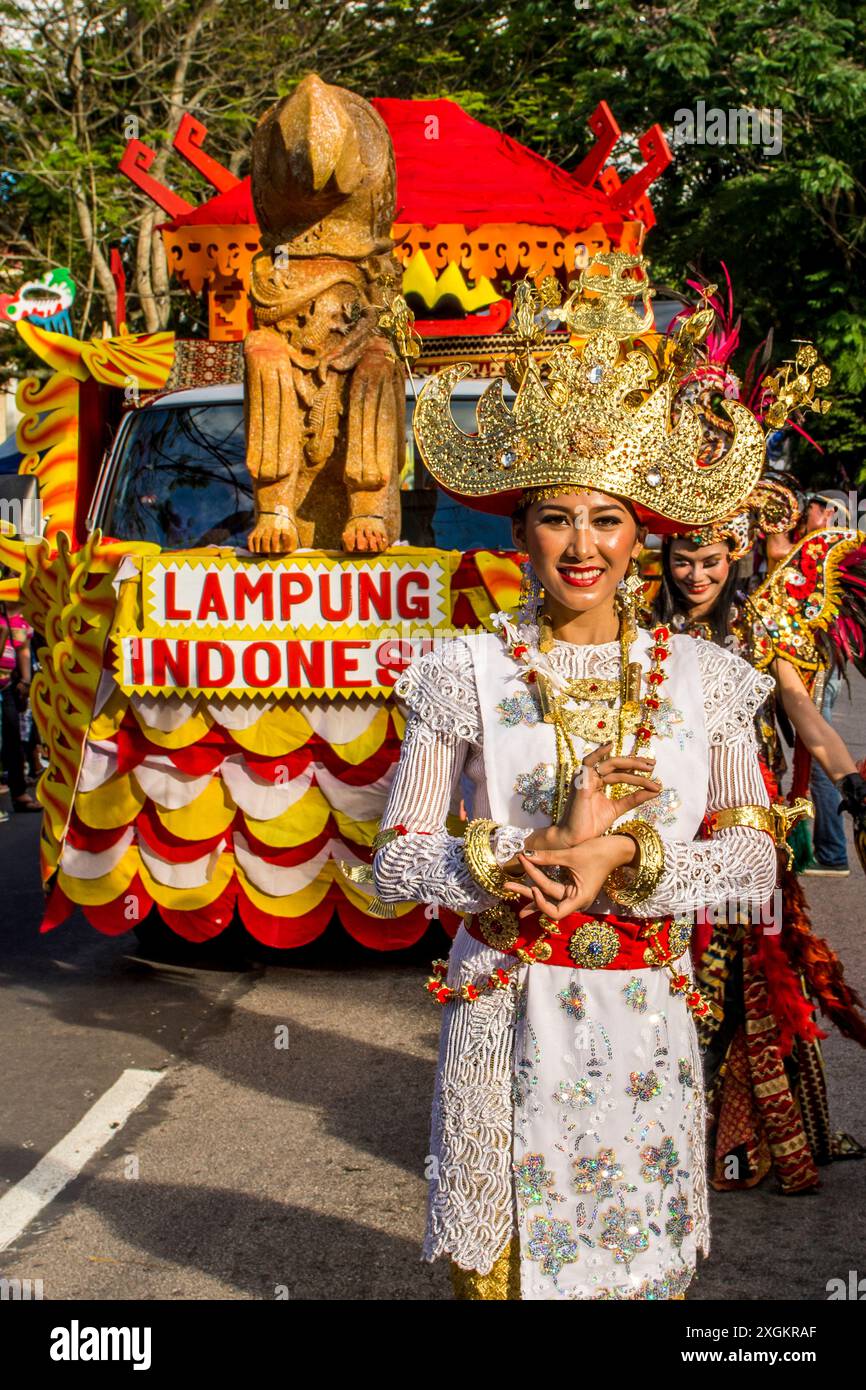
top-left (372, 626), bottom-right (778, 916)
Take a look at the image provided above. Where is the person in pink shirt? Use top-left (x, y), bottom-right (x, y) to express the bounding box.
top-left (0, 603), bottom-right (39, 811)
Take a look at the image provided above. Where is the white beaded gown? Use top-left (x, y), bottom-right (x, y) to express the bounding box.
top-left (372, 623), bottom-right (777, 1299)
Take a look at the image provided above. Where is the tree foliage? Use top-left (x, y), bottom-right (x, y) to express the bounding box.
top-left (2, 0), bottom-right (864, 483)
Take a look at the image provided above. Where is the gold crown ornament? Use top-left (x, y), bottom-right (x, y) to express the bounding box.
top-left (684, 477), bottom-right (803, 561)
top-left (380, 251), bottom-right (816, 531)
top-left (412, 252), bottom-right (763, 526)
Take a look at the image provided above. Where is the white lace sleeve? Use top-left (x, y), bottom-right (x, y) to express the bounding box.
top-left (692, 636), bottom-right (775, 745)
top-left (624, 642), bottom-right (778, 916)
top-left (373, 642), bottom-right (495, 913)
top-left (393, 637), bottom-right (481, 741)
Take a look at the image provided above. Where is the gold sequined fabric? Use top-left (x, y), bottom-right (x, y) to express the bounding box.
top-left (450, 1236), bottom-right (521, 1300)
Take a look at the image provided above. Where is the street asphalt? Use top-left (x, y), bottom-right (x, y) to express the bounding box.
top-left (0, 674), bottom-right (864, 1302)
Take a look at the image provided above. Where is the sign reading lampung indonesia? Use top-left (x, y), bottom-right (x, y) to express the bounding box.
top-left (112, 549), bottom-right (461, 697)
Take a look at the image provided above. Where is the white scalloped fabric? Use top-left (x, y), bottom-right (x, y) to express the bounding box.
top-left (691, 636), bottom-right (776, 746)
top-left (423, 928), bottom-right (522, 1270)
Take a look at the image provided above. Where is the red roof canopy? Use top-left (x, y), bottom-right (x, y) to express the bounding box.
top-left (158, 97), bottom-right (641, 234)
top-left (160, 178), bottom-right (256, 229)
top-left (371, 97), bottom-right (620, 231)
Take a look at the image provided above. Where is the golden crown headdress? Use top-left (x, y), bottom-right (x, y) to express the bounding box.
top-left (684, 478), bottom-right (802, 561)
top-left (381, 251), bottom-right (824, 529)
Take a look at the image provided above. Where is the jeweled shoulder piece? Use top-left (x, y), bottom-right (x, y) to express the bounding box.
top-left (411, 252), bottom-right (780, 525)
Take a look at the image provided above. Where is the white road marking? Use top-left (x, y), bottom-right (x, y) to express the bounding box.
top-left (0, 1068), bottom-right (163, 1252)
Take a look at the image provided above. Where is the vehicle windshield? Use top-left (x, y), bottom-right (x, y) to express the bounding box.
top-left (103, 395), bottom-right (514, 551)
top-left (105, 402), bottom-right (253, 549)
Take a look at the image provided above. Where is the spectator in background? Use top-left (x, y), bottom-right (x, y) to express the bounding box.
top-left (0, 602), bottom-right (40, 812)
top-left (801, 492), bottom-right (852, 877)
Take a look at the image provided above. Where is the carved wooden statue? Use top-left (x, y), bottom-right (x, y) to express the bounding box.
top-left (244, 74), bottom-right (403, 553)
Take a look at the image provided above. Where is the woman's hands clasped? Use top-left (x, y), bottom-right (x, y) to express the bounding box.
top-left (546, 742), bottom-right (661, 846)
top-left (503, 742), bottom-right (662, 920)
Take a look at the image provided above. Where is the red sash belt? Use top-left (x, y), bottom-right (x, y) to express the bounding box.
top-left (465, 904), bottom-right (692, 971)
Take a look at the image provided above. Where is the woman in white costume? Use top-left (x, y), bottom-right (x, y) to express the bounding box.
top-left (372, 253), bottom-right (797, 1300)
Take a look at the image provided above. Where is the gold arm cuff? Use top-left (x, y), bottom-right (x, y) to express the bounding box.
top-left (708, 798), bottom-right (814, 869)
top-left (604, 819), bottom-right (666, 909)
top-left (708, 805), bottom-right (776, 836)
top-left (372, 826), bottom-right (402, 852)
top-left (463, 818), bottom-right (521, 901)
top-left (336, 860), bottom-right (398, 918)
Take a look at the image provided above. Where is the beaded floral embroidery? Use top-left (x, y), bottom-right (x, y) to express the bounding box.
top-left (626, 1070), bottom-right (664, 1103)
top-left (557, 979), bottom-right (587, 1019)
top-left (647, 697), bottom-right (692, 744)
top-left (514, 1153), bottom-right (562, 1208)
top-left (665, 1194), bottom-right (694, 1250)
top-left (496, 691), bottom-right (541, 727)
top-left (640, 1137), bottom-right (679, 1188)
top-left (572, 1148), bottom-right (626, 1200)
top-left (599, 1205), bottom-right (650, 1265)
top-left (553, 1078), bottom-right (596, 1110)
top-left (622, 977), bottom-right (648, 1013)
top-left (595, 1265), bottom-right (692, 1300)
top-left (678, 1058), bottom-right (695, 1088)
top-left (514, 762), bottom-right (556, 816)
top-left (627, 786), bottom-right (681, 828)
top-left (526, 1216), bottom-right (581, 1277)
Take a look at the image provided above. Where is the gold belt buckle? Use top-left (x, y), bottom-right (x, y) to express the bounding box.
top-left (567, 921), bottom-right (620, 968)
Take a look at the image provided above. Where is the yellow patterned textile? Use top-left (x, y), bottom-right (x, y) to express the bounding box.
top-left (450, 1237), bottom-right (521, 1300)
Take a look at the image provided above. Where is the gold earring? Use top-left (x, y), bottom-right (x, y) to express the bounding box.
top-left (615, 558), bottom-right (643, 638)
top-left (518, 560), bottom-right (544, 621)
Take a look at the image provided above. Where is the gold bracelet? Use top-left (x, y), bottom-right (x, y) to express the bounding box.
top-left (604, 819), bottom-right (666, 909)
top-left (707, 798), bottom-right (813, 870)
top-left (707, 805), bottom-right (776, 836)
top-left (372, 825), bottom-right (404, 853)
top-left (463, 818), bottom-right (521, 902)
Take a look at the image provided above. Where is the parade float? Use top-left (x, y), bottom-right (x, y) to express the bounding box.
top-left (0, 77), bottom-right (673, 949)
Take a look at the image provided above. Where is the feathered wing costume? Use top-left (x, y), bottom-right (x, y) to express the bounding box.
top-left (655, 277), bottom-right (866, 1188)
top-left (745, 528), bottom-right (866, 881)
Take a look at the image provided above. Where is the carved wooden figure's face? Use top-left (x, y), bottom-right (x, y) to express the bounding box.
top-left (279, 285), bottom-right (362, 353)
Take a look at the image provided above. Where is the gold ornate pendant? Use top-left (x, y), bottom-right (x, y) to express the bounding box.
top-left (568, 921), bottom-right (621, 968)
top-left (550, 697), bottom-right (643, 745)
top-left (478, 903), bottom-right (520, 951)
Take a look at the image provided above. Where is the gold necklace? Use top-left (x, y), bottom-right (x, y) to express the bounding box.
top-left (523, 611), bottom-right (671, 819)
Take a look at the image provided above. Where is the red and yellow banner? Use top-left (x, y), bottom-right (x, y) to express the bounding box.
top-left (113, 548), bottom-right (463, 697)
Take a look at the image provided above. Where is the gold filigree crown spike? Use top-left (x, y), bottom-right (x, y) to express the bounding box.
top-left (686, 478), bottom-right (802, 560)
top-left (763, 343), bottom-right (831, 429)
top-left (411, 251), bottom-right (778, 526)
